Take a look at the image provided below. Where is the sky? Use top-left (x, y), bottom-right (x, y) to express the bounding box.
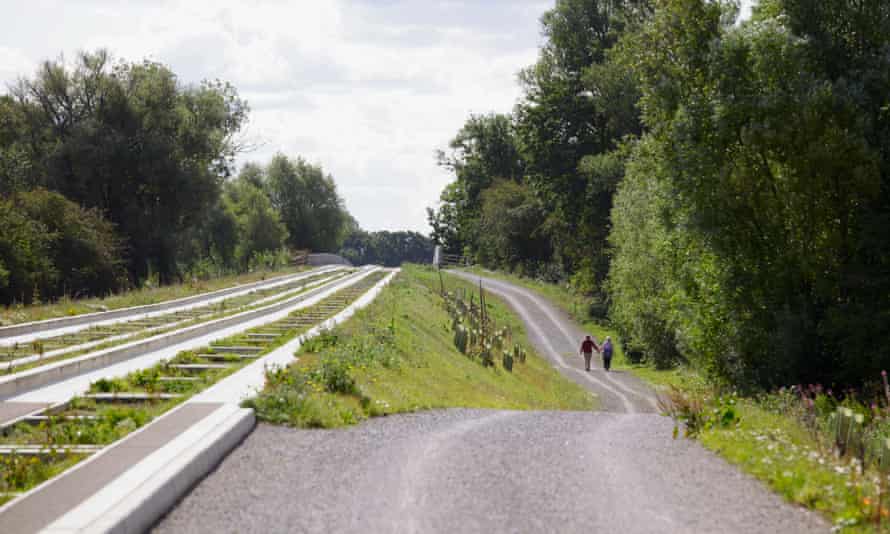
top-left (0, 0), bottom-right (754, 234)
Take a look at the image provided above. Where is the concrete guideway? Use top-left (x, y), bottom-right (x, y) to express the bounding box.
top-left (0, 266), bottom-right (345, 347)
top-left (0, 270), bottom-right (347, 372)
top-left (0, 268), bottom-right (400, 534)
top-left (0, 268), bottom-right (361, 405)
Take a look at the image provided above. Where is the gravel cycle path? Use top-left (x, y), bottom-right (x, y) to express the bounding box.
top-left (152, 273), bottom-right (829, 534)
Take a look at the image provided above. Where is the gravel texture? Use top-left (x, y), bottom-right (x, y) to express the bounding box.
top-left (152, 272), bottom-right (829, 533)
top-left (154, 410), bottom-right (827, 534)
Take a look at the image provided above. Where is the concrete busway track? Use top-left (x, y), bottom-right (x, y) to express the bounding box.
top-left (0, 266), bottom-right (344, 347)
top-left (0, 269), bottom-right (348, 372)
top-left (150, 270), bottom-right (828, 534)
top-left (0, 268), bottom-right (399, 534)
top-left (0, 268), bottom-right (366, 407)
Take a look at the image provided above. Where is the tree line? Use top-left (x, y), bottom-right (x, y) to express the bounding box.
top-left (428, 0), bottom-right (890, 389)
top-left (0, 50), bottom-right (353, 305)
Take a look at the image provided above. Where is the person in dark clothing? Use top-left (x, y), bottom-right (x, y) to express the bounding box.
top-left (579, 335), bottom-right (599, 372)
top-left (602, 336), bottom-right (613, 371)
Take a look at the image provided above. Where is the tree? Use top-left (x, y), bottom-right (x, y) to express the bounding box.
top-left (514, 0), bottom-right (649, 291)
top-left (0, 190), bottom-right (125, 304)
top-left (265, 154), bottom-right (349, 252)
top-left (476, 180), bottom-right (551, 273)
top-left (340, 230), bottom-right (434, 267)
top-left (428, 113), bottom-right (526, 259)
top-left (1, 50), bottom-right (248, 282)
top-left (223, 178), bottom-right (288, 269)
top-left (607, 0), bottom-right (890, 387)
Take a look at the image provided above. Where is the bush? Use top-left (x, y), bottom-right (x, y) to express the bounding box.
top-left (0, 189), bottom-right (126, 305)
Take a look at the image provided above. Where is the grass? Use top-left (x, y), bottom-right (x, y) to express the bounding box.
top-left (697, 400), bottom-right (870, 531)
top-left (244, 264), bottom-right (597, 428)
top-left (0, 265), bottom-right (308, 326)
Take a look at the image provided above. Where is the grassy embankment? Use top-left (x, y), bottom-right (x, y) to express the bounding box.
top-left (0, 266), bottom-right (308, 326)
top-left (244, 264), bottom-right (596, 428)
top-left (463, 267), bottom-right (884, 533)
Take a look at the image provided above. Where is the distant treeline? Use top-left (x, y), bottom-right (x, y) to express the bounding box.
top-left (0, 50), bottom-right (354, 305)
top-left (429, 0), bottom-right (890, 389)
top-left (339, 230), bottom-right (433, 267)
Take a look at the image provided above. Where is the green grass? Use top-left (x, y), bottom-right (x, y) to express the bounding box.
top-left (245, 264), bottom-right (597, 428)
top-left (0, 265), bottom-right (308, 326)
top-left (698, 400), bottom-right (876, 532)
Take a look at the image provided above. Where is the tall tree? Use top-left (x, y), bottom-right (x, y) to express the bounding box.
top-left (428, 113), bottom-right (524, 257)
top-left (1, 50), bottom-right (248, 282)
top-left (514, 0), bottom-right (649, 292)
top-left (265, 154), bottom-right (349, 252)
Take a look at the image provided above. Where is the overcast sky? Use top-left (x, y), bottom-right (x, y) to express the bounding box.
top-left (1, 0), bottom-right (754, 233)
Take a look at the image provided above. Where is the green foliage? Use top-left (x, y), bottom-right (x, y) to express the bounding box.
top-left (475, 180), bottom-right (551, 271)
top-left (265, 154), bottom-right (350, 252)
top-left (659, 387), bottom-right (740, 437)
top-left (428, 113), bottom-right (525, 255)
top-left (339, 230), bottom-right (434, 267)
top-left (0, 50), bottom-right (248, 283)
top-left (605, 0), bottom-right (890, 388)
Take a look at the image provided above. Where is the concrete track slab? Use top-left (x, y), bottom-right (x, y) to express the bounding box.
top-left (0, 401), bottom-right (49, 425)
top-left (0, 403), bottom-right (221, 534)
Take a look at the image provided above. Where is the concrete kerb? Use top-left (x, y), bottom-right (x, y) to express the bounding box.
top-left (27, 268), bottom-right (398, 533)
top-left (0, 268), bottom-right (366, 400)
top-left (0, 266), bottom-right (341, 340)
top-left (40, 405), bottom-right (256, 534)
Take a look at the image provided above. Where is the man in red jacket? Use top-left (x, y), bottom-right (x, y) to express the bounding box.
top-left (579, 335), bottom-right (599, 372)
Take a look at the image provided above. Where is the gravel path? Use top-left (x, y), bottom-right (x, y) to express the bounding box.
top-left (152, 272), bottom-right (829, 533)
top-left (154, 410), bottom-right (826, 533)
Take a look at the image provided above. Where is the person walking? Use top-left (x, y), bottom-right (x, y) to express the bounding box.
top-left (579, 335), bottom-right (599, 372)
top-left (602, 336), bottom-right (614, 371)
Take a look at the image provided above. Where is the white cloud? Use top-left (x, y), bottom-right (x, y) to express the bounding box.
top-left (1, 0), bottom-right (547, 232)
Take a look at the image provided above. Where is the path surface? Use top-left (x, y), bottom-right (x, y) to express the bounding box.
top-left (153, 272), bottom-right (829, 533)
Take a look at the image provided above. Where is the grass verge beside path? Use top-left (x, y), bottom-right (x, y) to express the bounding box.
top-left (0, 266), bottom-right (308, 327)
top-left (463, 267), bottom-right (882, 532)
top-left (244, 264), bottom-right (596, 428)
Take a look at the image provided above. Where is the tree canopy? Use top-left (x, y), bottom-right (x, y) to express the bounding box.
top-left (0, 50), bottom-right (356, 305)
top-left (430, 0), bottom-right (890, 389)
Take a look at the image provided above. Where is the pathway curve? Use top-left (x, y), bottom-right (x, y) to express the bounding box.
top-left (152, 273), bottom-right (829, 534)
top-left (449, 270), bottom-right (658, 413)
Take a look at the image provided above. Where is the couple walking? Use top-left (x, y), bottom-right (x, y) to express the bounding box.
top-left (580, 335), bottom-right (612, 372)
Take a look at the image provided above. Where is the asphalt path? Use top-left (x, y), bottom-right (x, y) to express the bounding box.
top-left (153, 272), bottom-right (829, 533)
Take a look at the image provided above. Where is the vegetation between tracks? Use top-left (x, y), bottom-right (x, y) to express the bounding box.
top-left (244, 264), bottom-right (596, 428)
top-left (0, 265), bottom-right (308, 327)
top-left (0, 273), bottom-right (378, 502)
top-left (1, 271), bottom-right (345, 374)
